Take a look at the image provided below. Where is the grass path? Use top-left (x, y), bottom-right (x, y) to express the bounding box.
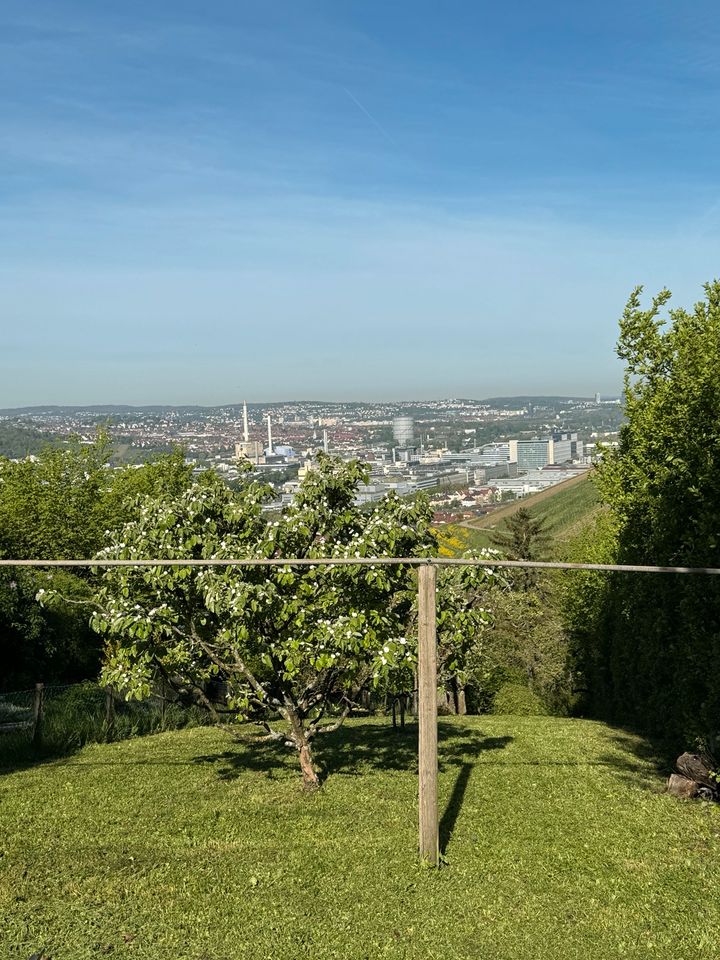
top-left (1, 716), bottom-right (719, 959)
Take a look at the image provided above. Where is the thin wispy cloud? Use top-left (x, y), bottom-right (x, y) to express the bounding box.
top-left (343, 87), bottom-right (397, 146)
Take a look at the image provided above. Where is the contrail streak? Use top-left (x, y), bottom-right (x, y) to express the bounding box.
top-left (343, 87), bottom-right (397, 146)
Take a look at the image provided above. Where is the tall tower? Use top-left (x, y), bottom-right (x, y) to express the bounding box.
top-left (393, 416), bottom-right (415, 447)
top-left (323, 429), bottom-right (329, 454)
top-left (267, 414), bottom-right (274, 454)
top-left (235, 400), bottom-right (260, 462)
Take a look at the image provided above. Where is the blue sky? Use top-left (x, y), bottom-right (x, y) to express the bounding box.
top-left (2, 0), bottom-right (720, 406)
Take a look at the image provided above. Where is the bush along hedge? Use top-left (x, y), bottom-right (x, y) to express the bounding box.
top-left (492, 682), bottom-right (547, 716)
top-left (566, 282), bottom-right (720, 749)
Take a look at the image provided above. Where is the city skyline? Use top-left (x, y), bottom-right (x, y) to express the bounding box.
top-left (3, 1), bottom-right (719, 405)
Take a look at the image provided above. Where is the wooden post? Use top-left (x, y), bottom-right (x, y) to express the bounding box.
top-left (105, 687), bottom-right (115, 739)
top-left (418, 563), bottom-right (439, 866)
top-left (32, 682), bottom-right (44, 748)
top-left (158, 680), bottom-right (167, 726)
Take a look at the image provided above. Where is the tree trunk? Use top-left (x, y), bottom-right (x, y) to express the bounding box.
top-left (439, 687), bottom-right (455, 713)
top-left (667, 773), bottom-right (699, 799)
top-left (676, 753), bottom-right (714, 788)
top-left (449, 676), bottom-right (464, 715)
top-left (298, 740), bottom-right (320, 791)
top-left (286, 705), bottom-right (321, 791)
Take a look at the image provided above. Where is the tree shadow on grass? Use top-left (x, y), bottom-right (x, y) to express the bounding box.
top-left (440, 762), bottom-right (473, 854)
top-left (596, 727), bottom-right (674, 794)
top-left (193, 721), bottom-right (512, 852)
top-left (0, 735), bottom-right (84, 777)
top-left (192, 719), bottom-right (513, 786)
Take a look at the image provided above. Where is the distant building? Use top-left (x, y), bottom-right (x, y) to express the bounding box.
top-left (515, 439), bottom-right (554, 469)
top-left (514, 433), bottom-right (582, 469)
top-left (473, 461), bottom-right (519, 483)
top-left (476, 442), bottom-right (512, 464)
top-left (393, 446), bottom-right (419, 464)
top-left (235, 440), bottom-right (264, 463)
top-left (552, 431), bottom-right (583, 461)
top-left (273, 445), bottom-right (297, 459)
top-left (393, 416), bottom-right (415, 446)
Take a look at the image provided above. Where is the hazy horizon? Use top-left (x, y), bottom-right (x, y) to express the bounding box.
top-left (0, 393), bottom-right (618, 415)
top-left (3, 1), bottom-right (718, 406)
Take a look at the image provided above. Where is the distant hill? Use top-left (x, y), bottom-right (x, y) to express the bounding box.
top-left (0, 404), bottom-right (218, 416)
top-left (480, 396), bottom-right (593, 406)
top-left (0, 396), bottom-right (614, 416)
top-left (0, 421), bottom-right (62, 458)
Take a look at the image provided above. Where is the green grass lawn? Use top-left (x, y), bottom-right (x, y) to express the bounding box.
top-left (2, 716), bottom-right (719, 959)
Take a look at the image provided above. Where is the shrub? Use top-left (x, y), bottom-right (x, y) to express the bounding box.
top-left (492, 682), bottom-right (547, 716)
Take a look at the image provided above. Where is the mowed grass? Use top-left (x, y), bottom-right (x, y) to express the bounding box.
top-left (1, 716), bottom-right (719, 960)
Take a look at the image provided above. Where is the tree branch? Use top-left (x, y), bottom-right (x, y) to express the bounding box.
top-left (309, 705), bottom-right (351, 738)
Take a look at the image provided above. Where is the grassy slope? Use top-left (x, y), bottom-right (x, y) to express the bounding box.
top-left (2, 717), bottom-right (719, 960)
top-left (437, 474), bottom-right (602, 557)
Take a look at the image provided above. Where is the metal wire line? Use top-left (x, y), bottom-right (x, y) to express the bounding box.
top-left (1, 557), bottom-right (720, 574)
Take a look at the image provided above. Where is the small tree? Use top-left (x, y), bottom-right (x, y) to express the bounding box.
top-left (490, 508), bottom-right (549, 560)
top-left (490, 507), bottom-right (550, 589)
top-left (483, 585), bottom-right (575, 714)
top-left (435, 557), bottom-right (504, 713)
top-left (379, 554), bottom-right (505, 719)
top-left (5, 434), bottom-right (195, 687)
top-left (89, 457), bottom-right (435, 789)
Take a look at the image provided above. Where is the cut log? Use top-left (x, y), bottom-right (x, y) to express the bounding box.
top-left (667, 773), bottom-right (699, 799)
top-left (676, 752), bottom-right (715, 788)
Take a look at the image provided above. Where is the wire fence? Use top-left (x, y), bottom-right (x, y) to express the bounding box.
top-left (0, 680), bottom-right (210, 766)
top-left (4, 553), bottom-right (720, 774)
top-left (0, 686), bottom-right (35, 731)
top-left (2, 555), bottom-right (720, 573)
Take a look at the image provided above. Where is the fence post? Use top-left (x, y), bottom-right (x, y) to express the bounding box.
top-left (418, 563), bottom-right (439, 866)
top-left (105, 687), bottom-right (115, 740)
top-left (32, 682), bottom-right (44, 747)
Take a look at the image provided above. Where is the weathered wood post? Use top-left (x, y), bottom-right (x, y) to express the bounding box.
top-left (32, 682), bottom-right (44, 748)
top-left (105, 686), bottom-right (115, 740)
top-left (418, 563), bottom-right (439, 866)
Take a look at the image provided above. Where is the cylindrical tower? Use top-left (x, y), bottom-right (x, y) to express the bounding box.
top-left (393, 416), bottom-right (415, 447)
